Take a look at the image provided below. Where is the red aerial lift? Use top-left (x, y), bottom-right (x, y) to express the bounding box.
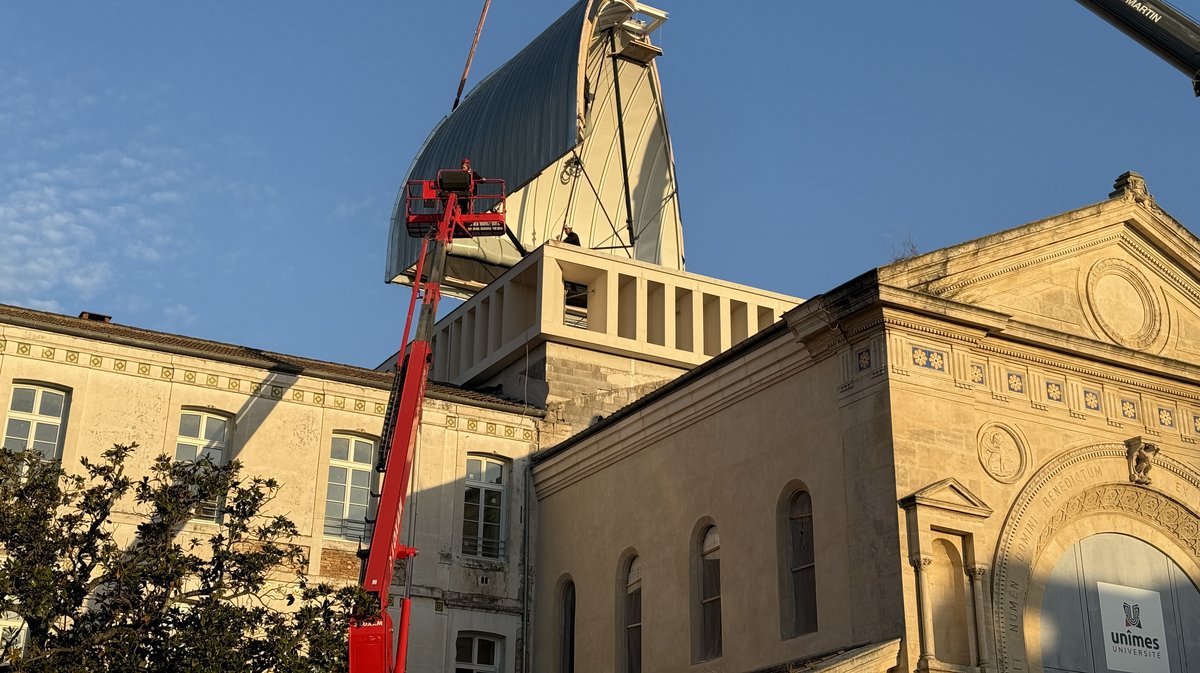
top-left (349, 162), bottom-right (506, 673)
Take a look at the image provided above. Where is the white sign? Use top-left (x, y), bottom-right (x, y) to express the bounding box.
top-left (1097, 581), bottom-right (1170, 673)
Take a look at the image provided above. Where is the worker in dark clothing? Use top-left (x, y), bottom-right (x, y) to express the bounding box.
top-left (457, 158), bottom-right (482, 213)
top-left (562, 225), bottom-right (580, 246)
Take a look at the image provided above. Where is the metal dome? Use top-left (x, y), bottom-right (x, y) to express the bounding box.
top-left (386, 0), bottom-right (684, 297)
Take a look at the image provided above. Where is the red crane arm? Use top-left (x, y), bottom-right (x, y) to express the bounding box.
top-left (349, 166), bottom-right (506, 673)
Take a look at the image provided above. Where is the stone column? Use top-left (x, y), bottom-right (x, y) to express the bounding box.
top-left (909, 553), bottom-right (936, 669)
top-left (966, 564), bottom-right (991, 671)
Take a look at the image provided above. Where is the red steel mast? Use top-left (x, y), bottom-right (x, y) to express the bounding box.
top-left (349, 163), bottom-right (506, 673)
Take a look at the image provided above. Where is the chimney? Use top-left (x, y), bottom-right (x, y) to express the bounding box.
top-left (78, 311), bottom-right (112, 323)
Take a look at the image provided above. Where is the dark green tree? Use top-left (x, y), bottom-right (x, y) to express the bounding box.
top-left (0, 443), bottom-right (370, 672)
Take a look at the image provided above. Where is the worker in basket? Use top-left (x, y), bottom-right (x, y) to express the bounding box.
top-left (457, 158), bottom-right (482, 213)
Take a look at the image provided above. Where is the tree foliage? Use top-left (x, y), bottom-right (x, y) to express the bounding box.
top-left (0, 444), bottom-right (370, 672)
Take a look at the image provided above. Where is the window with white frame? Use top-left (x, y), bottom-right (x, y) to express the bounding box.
top-left (461, 455), bottom-right (506, 559)
top-left (175, 409), bottom-right (230, 521)
top-left (4, 384), bottom-right (68, 460)
top-left (0, 610), bottom-right (27, 656)
top-left (454, 633), bottom-right (501, 673)
top-left (324, 434), bottom-right (376, 542)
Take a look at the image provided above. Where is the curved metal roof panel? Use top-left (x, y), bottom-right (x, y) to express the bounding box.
top-left (387, 0), bottom-right (684, 295)
top-left (403, 1), bottom-right (587, 191)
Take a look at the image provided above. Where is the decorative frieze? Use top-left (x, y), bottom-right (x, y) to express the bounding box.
top-left (443, 415), bottom-right (534, 441)
top-left (1, 333), bottom-right (385, 415)
top-left (891, 331), bottom-right (1198, 441)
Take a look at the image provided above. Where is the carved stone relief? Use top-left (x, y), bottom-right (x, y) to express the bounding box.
top-left (1124, 436), bottom-right (1161, 485)
top-left (977, 422), bottom-right (1028, 484)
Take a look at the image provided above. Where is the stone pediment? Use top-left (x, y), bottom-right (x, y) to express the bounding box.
top-left (899, 477), bottom-right (992, 518)
top-left (880, 173), bottom-right (1200, 360)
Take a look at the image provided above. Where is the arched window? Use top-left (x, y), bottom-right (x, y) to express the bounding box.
top-left (462, 455), bottom-right (507, 559)
top-left (324, 434), bottom-right (377, 542)
top-left (697, 525), bottom-right (722, 661)
top-left (455, 633), bottom-right (501, 673)
top-left (175, 408), bottom-right (232, 521)
top-left (785, 490), bottom-right (817, 636)
top-left (560, 579), bottom-right (576, 673)
top-left (621, 555), bottom-right (642, 673)
top-left (4, 383), bottom-right (69, 460)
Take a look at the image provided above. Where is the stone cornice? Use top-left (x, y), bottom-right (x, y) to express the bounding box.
top-left (1119, 229), bottom-right (1200, 307)
top-left (971, 339), bottom-right (1200, 403)
top-left (0, 326), bottom-right (544, 419)
top-left (899, 477), bottom-right (993, 519)
top-left (876, 295), bottom-right (1200, 399)
top-left (788, 271), bottom-right (1200, 403)
top-left (882, 195), bottom-right (1200, 293)
top-left (880, 312), bottom-right (985, 346)
top-left (929, 232), bottom-right (1122, 297)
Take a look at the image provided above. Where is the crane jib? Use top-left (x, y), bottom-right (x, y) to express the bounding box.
top-left (1125, 0), bottom-right (1164, 23)
top-left (1077, 0), bottom-right (1200, 93)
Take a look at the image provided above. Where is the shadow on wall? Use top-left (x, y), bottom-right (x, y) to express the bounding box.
top-left (338, 451), bottom-right (531, 673)
top-left (225, 357), bottom-right (301, 463)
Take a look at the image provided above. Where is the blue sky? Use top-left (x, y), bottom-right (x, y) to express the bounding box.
top-left (1, 2), bottom-right (1197, 368)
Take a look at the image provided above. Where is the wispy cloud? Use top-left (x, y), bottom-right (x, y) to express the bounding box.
top-left (332, 195), bottom-right (375, 220)
top-left (0, 143), bottom-right (185, 306)
top-left (163, 302), bottom-right (197, 329)
top-left (0, 63), bottom-right (275, 326)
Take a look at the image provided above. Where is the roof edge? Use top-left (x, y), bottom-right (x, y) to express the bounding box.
top-left (0, 303), bottom-right (541, 415)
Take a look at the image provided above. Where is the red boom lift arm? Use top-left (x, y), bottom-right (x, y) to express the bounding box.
top-left (349, 163), bottom-right (506, 673)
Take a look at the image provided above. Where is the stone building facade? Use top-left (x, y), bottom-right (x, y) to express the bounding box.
top-left (530, 175), bottom-right (1200, 673)
top-left (4, 173), bottom-right (1199, 673)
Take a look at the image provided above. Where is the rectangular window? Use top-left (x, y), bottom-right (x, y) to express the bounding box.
top-left (324, 434), bottom-right (376, 541)
top-left (175, 410), bottom-right (230, 521)
top-left (4, 384), bottom-right (68, 460)
top-left (462, 456), bottom-right (506, 559)
top-left (0, 611), bottom-right (27, 656)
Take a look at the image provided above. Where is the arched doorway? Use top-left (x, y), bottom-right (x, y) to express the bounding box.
top-left (1038, 533), bottom-right (1200, 672)
top-left (990, 443), bottom-right (1200, 673)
